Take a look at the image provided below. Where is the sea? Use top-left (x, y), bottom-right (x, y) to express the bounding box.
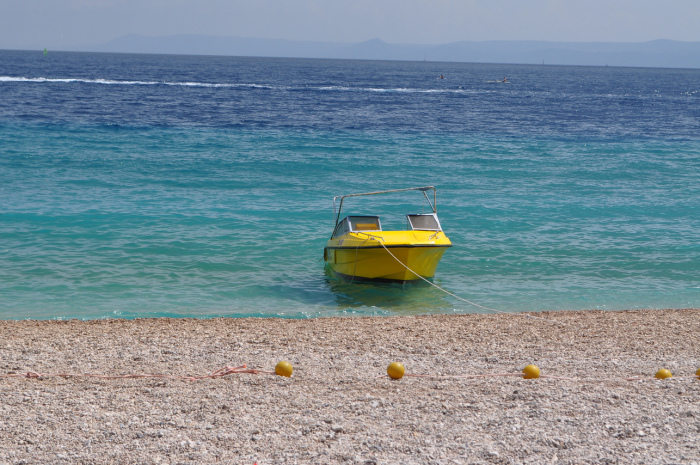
top-left (1, 50), bottom-right (699, 320)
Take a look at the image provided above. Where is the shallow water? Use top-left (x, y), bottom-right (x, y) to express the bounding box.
top-left (1, 51), bottom-right (699, 319)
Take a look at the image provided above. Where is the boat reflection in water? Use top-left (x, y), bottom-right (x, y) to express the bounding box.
top-left (324, 273), bottom-right (455, 315)
top-left (324, 186), bottom-right (452, 284)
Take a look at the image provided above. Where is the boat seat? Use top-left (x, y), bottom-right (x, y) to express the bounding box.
top-left (332, 216), bottom-right (383, 238)
top-left (349, 216), bottom-right (381, 232)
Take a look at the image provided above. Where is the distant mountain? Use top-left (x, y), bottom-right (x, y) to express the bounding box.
top-left (91, 35), bottom-right (700, 68)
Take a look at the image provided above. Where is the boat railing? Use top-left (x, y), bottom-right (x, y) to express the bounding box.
top-left (332, 186), bottom-right (437, 235)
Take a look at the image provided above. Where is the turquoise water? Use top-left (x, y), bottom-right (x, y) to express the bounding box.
top-left (1, 51), bottom-right (699, 319)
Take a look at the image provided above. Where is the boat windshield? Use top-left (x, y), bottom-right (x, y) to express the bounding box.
top-left (333, 216), bottom-right (382, 238)
top-left (407, 214), bottom-right (442, 231)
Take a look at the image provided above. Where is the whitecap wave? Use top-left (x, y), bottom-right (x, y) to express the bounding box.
top-left (1, 75), bottom-right (479, 94)
top-left (0, 75), bottom-right (270, 88)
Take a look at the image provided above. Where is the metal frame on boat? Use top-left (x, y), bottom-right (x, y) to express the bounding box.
top-left (324, 186), bottom-right (452, 283)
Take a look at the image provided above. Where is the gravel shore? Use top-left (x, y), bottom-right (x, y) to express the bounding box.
top-left (1, 309), bottom-right (699, 464)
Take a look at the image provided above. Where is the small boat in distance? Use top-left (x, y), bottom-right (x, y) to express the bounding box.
top-left (324, 186), bottom-right (452, 283)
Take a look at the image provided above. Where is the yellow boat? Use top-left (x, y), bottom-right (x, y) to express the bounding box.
top-left (324, 186), bottom-right (452, 283)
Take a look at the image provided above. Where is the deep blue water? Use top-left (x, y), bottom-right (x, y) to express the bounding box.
top-left (1, 50), bottom-right (699, 319)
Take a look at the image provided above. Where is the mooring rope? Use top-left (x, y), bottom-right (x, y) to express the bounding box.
top-left (356, 233), bottom-right (567, 326)
top-left (351, 235), bottom-right (374, 283)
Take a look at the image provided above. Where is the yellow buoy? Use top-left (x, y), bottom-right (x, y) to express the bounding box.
top-left (275, 361), bottom-right (293, 377)
top-left (655, 368), bottom-right (672, 380)
top-left (522, 364), bottom-right (540, 379)
top-left (387, 362), bottom-right (405, 379)
top-left (696, 367), bottom-right (700, 379)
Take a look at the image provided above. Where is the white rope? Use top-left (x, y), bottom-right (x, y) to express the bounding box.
top-left (351, 236), bottom-right (373, 283)
top-left (358, 234), bottom-right (567, 327)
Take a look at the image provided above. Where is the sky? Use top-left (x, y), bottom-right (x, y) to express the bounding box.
top-left (2, 0), bottom-right (700, 51)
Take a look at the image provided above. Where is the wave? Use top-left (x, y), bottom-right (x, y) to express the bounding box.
top-left (0, 75), bottom-right (273, 89)
top-left (0, 75), bottom-right (482, 95)
top-left (317, 85), bottom-right (479, 94)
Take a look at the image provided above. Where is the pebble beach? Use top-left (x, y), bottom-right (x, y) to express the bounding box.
top-left (1, 308), bottom-right (699, 464)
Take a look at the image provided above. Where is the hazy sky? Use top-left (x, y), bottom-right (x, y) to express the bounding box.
top-left (2, 0), bottom-right (700, 50)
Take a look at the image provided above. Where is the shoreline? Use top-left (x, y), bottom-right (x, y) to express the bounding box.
top-left (1, 308), bottom-right (699, 463)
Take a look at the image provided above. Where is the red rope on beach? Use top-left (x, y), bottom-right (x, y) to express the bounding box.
top-left (0, 364), bottom-right (276, 382)
top-left (403, 373), bottom-right (525, 380)
top-left (387, 372), bottom-right (698, 383)
top-left (400, 373), bottom-right (578, 381)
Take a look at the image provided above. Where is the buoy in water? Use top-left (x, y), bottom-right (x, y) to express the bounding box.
top-left (387, 362), bottom-right (405, 379)
top-left (275, 361), bottom-right (293, 377)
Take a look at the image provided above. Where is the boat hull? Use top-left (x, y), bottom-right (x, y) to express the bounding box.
top-left (324, 231), bottom-right (451, 283)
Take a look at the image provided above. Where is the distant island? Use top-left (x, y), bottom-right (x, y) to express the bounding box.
top-left (78, 35), bottom-right (700, 69)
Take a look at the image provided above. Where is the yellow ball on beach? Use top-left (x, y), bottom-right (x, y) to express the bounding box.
top-left (387, 362), bottom-right (405, 379)
top-left (275, 361), bottom-right (293, 377)
top-left (655, 369), bottom-right (672, 380)
top-left (696, 367), bottom-right (700, 379)
top-left (522, 364), bottom-right (540, 379)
